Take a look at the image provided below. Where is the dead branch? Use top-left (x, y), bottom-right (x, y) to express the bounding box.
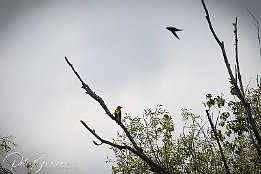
top-left (65, 57), bottom-right (141, 151)
top-left (81, 120), bottom-right (135, 151)
top-left (200, 0), bottom-right (261, 153)
top-left (233, 18), bottom-right (245, 98)
top-left (65, 57), bottom-right (169, 174)
top-left (247, 9), bottom-right (261, 60)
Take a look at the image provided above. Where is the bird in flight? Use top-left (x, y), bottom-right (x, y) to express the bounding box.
top-left (114, 106), bottom-right (122, 125)
top-left (166, 26), bottom-right (182, 40)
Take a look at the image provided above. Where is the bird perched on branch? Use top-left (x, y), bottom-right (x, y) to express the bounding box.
top-left (166, 26), bottom-right (182, 40)
top-left (114, 106), bottom-right (122, 124)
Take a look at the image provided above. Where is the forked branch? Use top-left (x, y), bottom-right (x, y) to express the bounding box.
top-left (65, 57), bottom-right (169, 174)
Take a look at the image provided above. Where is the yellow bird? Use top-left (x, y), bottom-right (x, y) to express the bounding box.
top-left (114, 106), bottom-right (122, 124)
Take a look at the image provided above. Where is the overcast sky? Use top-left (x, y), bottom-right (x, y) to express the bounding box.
top-left (0, 0), bottom-right (261, 173)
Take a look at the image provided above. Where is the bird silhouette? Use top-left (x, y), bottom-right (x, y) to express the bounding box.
top-left (166, 26), bottom-right (182, 40)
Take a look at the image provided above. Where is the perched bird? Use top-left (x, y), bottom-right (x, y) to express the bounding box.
top-left (166, 26), bottom-right (182, 40)
top-left (114, 106), bottom-right (122, 124)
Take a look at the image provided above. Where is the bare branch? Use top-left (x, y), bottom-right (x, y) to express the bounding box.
top-left (65, 57), bottom-right (169, 174)
top-left (93, 141), bottom-right (103, 146)
top-left (81, 120), bottom-right (132, 150)
top-left (65, 56), bottom-right (141, 152)
top-left (65, 57), bottom-right (114, 120)
top-left (80, 120), bottom-right (169, 174)
top-left (247, 9), bottom-right (261, 60)
top-left (233, 17), bottom-right (245, 98)
top-left (201, 1), bottom-right (243, 101)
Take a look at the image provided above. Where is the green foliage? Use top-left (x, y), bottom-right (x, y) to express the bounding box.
top-left (0, 135), bottom-right (17, 154)
top-left (111, 105), bottom-right (177, 173)
top-left (109, 87), bottom-right (261, 174)
top-left (247, 88), bottom-right (261, 131)
top-left (0, 135), bottom-right (37, 174)
top-left (204, 88), bottom-right (261, 173)
top-left (0, 135), bottom-right (18, 174)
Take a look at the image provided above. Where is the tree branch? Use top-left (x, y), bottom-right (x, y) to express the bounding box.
top-left (65, 57), bottom-right (141, 151)
top-left (201, 0), bottom-right (242, 101)
top-left (247, 9), bottom-right (261, 60)
top-left (200, 0), bottom-right (261, 152)
top-left (65, 57), bottom-right (169, 174)
top-left (80, 120), bottom-right (169, 173)
top-left (257, 75), bottom-right (261, 89)
top-left (205, 110), bottom-right (231, 174)
top-left (80, 120), bottom-right (133, 151)
top-left (233, 17), bottom-right (245, 98)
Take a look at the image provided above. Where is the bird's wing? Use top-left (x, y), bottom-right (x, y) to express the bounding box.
top-left (175, 28), bottom-right (182, 31)
top-left (172, 31), bottom-right (180, 40)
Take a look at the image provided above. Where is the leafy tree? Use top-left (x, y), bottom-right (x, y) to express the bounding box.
top-left (110, 105), bottom-right (176, 173)
top-left (108, 87), bottom-right (260, 173)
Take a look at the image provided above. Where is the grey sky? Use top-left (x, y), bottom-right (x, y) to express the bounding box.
top-left (0, 0), bottom-right (260, 173)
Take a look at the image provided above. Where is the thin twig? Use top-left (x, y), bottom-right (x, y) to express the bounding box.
top-left (205, 110), bottom-right (231, 174)
top-left (247, 9), bottom-right (261, 60)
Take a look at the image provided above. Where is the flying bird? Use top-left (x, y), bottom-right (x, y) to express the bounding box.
top-left (166, 26), bottom-right (182, 40)
top-left (114, 106), bottom-right (122, 125)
